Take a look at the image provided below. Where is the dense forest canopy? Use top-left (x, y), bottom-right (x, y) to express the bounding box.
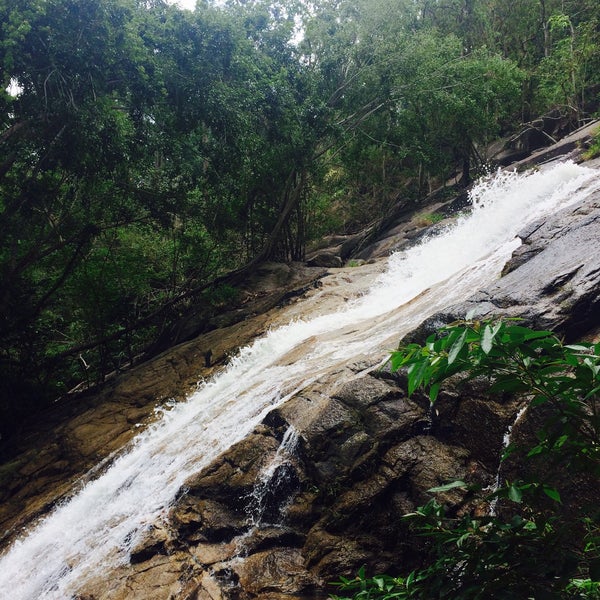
top-left (1, 0), bottom-right (599, 437)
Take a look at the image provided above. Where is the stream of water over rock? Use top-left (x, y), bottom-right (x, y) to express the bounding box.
top-left (1, 162), bottom-right (599, 599)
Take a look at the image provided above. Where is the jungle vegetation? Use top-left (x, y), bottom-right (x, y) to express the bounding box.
top-left (1, 0), bottom-right (599, 436)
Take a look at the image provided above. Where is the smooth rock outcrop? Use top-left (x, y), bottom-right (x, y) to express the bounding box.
top-left (409, 184), bottom-right (600, 342)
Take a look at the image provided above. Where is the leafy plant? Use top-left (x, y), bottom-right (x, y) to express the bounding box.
top-left (332, 320), bottom-right (600, 599)
top-left (583, 127), bottom-right (600, 161)
top-left (415, 212), bottom-right (445, 227)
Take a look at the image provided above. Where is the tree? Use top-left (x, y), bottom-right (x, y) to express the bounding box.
top-left (0, 0), bottom-right (597, 442)
top-left (0, 0), bottom-right (325, 434)
top-left (536, 12), bottom-right (600, 121)
top-left (302, 0), bottom-right (523, 217)
top-left (0, 0), bottom-right (159, 415)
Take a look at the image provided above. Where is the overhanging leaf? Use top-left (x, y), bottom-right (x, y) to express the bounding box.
top-left (481, 323), bottom-right (494, 354)
top-left (448, 329), bottom-right (467, 365)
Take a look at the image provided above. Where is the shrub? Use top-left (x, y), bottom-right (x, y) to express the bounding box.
top-left (331, 320), bottom-right (600, 599)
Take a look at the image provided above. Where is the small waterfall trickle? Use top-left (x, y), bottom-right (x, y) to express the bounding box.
top-left (0, 161), bottom-right (599, 599)
top-left (245, 426), bottom-right (300, 529)
top-left (208, 426), bottom-right (301, 596)
top-left (488, 405), bottom-right (528, 516)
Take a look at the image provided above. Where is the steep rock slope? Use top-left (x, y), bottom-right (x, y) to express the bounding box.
top-left (132, 182), bottom-right (600, 600)
top-left (1, 152), bottom-right (599, 598)
top-left (49, 168), bottom-right (600, 600)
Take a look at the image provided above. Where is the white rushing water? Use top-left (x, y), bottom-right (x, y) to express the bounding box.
top-left (0, 162), bottom-right (599, 599)
top-left (246, 425), bottom-right (300, 528)
top-left (488, 406), bottom-right (528, 516)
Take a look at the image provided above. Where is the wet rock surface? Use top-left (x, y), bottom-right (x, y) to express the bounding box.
top-left (1, 154), bottom-right (600, 598)
top-left (58, 364), bottom-right (521, 599)
top-left (94, 176), bottom-right (600, 598)
top-left (0, 263), bottom-right (328, 546)
top-left (412, 185), bottom-right (600, 342)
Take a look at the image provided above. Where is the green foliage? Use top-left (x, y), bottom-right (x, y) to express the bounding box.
top-left (392, 320), bottom-right (600, 468)
top-left (1, 0), bottom-right (599, 439)
top-left (303, 1), bottom-right (525, 206)
top-left (202, 283), bottom-right (240, 308)
top-left (535, 13), bottom-right (600, 116)
top-left (332, 320), bottom-right (600, 599)
top-left (416, 213), bottom-right (445, 227)
top-left (583, 127), bottom-right (600, 161)
top-left (0, 0), bottom-right (319, 433)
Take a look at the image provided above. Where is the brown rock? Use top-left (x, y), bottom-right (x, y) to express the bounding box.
top-left (81, 553), bottom-right (194, 600)
top-left (184, 432), bottom-right (280, 498)
top-left (306, 252), bottom-right (343, 268)
top-left (234, 548), bottom-right (321, 596)
top-left (171, 497), bottom-right (247, 544)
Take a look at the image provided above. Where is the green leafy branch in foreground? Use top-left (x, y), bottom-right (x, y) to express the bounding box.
top-left (331, 320), bottom-right (600, 599)
top-left (393, 319), bottom-right (600, 468)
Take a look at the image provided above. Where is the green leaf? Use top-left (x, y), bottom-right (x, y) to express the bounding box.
top-left (429, 382), bottom-right (441, 403)
top-left (390, 352), bottom-right (405, 372)
top-left (481, 323), bottom-right (494, 354)
top-left (408, 359), bottom-right (429, 395)
top-left (565, 344), bottom-right (593, 353)
top-left (507, 484), bottom-right (523, 503)
top-left (489, 377), bottom-right (528, 393)
top-left (428, 480), bottom-right (467, 493)
top-left (553, 435), bottom-right (568, 449)
top-left (523, 329), bottom-right (555, 341)
top-left (584, 384), bottom-right (600, 400)
top-left (448, 329), bottom-right (467, 365)
top-left (542, 486), bottom-right (562, 503)
top-left (527, 444), bottom-right (546, 457)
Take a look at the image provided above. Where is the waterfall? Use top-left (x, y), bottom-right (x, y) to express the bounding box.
top-left (0, 162), bottom-right (598, 599)
top-left (488, 405), bottom-right (528, 516)
top-left (223, 425), bottom-right (301, 568)
top-left (245, 426), bottom-right (300, 528)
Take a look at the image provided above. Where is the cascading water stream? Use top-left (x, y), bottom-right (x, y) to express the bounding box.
top-left (488, 406), bottom-right (528, 516)
top-left (0, 162), bottom-right (598, 599)
top-left (224, 425), bottom-right (301, 567)
top-left (245, 425), bottom-right (300, 528)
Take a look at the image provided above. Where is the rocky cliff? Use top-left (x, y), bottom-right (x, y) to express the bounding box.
top-left (1, 140), bottom-right (600, 599)
top-left (101, 171), bottom-right (600, 600)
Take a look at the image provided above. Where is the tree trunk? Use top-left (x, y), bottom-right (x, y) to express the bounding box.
top-left (250, 168), bottom-right (308, 265)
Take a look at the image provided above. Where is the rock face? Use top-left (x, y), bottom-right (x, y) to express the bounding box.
top-left (73, 367), bottom-right (514, 600)
top-left (2, 159), bottom-right (600, 598)
top-left (487, 114), bottom-right (597, 167)
top-left (83, 177), bottom-right (600, 599)
top-left (0, 262), bottom-right (327, 547)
